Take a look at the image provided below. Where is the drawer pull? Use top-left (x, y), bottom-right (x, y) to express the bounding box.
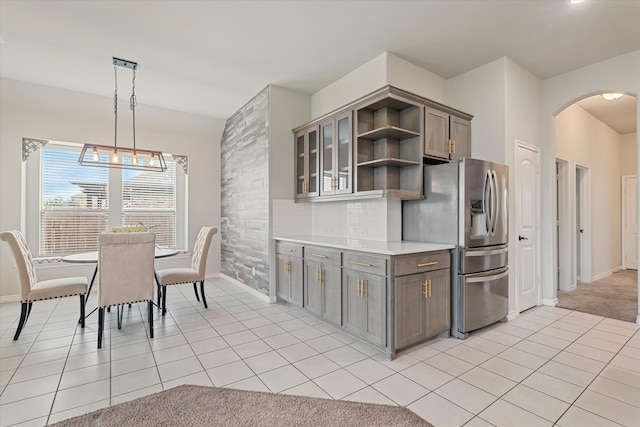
top-left (351, 261), bottom-right (372, 267)
top-left (283, 249), bottom-right (294, 252)
top-left (417, 261), bottom-right (438, 267)
top-left (311, 253), bottom-right (328, 258)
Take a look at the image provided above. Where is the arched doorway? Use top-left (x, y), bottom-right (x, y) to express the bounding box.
top-left (552, 92), bottom-right (637, 322)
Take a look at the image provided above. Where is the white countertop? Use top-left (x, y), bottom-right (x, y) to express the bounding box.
top-left (274, 235), bottom-right (454, 255)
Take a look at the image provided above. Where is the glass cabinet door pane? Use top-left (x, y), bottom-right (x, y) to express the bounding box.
top-left (337, 116), bottom-right (350, 191)
top-left (308, 130), bottom-right (318, 194)
top-left (296, 134), bottom-right (305, 194)
top-left (322, 123), bottom-right (334, 193)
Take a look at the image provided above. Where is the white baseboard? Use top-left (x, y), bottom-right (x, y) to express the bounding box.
top-left (0, 294), bottom-right (20, 304)
top-left (219, 273), bottom-right (273, 303)
top-left (542, 298), bottom-right (558, 306)
top-left (591, 266), bottom-right (623, 282)
top-left (507, 310), bottom-right (519, 321)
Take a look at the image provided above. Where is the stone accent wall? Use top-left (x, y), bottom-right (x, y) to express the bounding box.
top-left (220, 87), bottom-right (270, 295)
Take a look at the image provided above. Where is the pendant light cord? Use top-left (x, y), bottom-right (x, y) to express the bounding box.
top-left (113, 64), bottom-right (118, 150)
top-left (130, 69), bottom-right (137, 151)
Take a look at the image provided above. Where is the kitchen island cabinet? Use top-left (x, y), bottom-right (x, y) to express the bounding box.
top-left (274, 236), bottom-right (453, 359)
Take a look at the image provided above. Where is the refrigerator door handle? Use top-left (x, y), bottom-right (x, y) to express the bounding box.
top-left (466, 268), bottom-right (509, 283)
top-left (491, 170), bottom-right (499, 235)
top-left (483, 170), bottom-right (491, 234)
top-left (464, 246), bottom-right (508, 256)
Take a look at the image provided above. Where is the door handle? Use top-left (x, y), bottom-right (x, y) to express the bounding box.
top-left (518, 235), bottom-right (528, 241)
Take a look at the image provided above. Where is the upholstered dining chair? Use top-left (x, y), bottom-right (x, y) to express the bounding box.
top-left (0, 230), bottom-right (88, 340)
top-left (97, 232), bottom-right (156, 349)
top-left (155, 226), bottom-right (217, 316)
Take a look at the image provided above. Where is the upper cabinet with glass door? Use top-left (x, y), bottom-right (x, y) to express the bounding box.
top-left (294, 125), bottom-right (319, 199)
top-left (320, 112), bottom-right (352, 196)
top-left (292, 85), bottom-right (472, 202)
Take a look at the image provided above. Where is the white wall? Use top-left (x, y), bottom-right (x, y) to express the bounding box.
top-left (541, 50), bottom-right (640, 306)
top-left (311, 52), bottom-right (446, 119)
top-left (0, 78), bottom-right (225, 300)
top-left (446, 57), bottom-right (507, 163)
top-left (556, 104), bottom-right (623, 280)
top-left (621, 132), bottom-right (638, 176)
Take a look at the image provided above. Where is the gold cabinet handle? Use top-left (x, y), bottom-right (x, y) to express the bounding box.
top-left (311, 253), bottom-right (328, 258)
top-left (452, 139), bottom-right (456, 154)
top-left (350, 261), bottom-right (372, 267)
top-left (357, 278), bottom-right (366, 297)
top-left (417, 261), bottom-right (438, 267)
top-left (284, 261), bottom-right (289, 273)
top-left (283, 248), bottom-right (294, 252)
top-left (428, 279), bottom-right (432, 298)
top-left (320, 269), bottom-right (323, 284)
top-left (315, 268), bottom-right (320, 283)
top-left (423, 280), bottom-right (428, 299)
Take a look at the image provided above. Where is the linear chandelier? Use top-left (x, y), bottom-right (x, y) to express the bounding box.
top-left (79, 57), bottom-right (166, 172)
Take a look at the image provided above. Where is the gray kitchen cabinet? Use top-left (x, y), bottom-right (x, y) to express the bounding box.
top-left (320, 111), bottom-right (352, 196)
top-left (275, 238), bottom-right (453, 359)
top-left (303, 246), bottom-right (342, 326)
top-left (395, 268), bottom-right (450, 349)
top-left (276, 242), bottom-right (303, 306)
top-left (342, 268), bottom-right (386, 347)
top-left (394, 251), bottom-right (451, 349)
top-left (425, 107), bottom-right (471, 161)
top-left (294, 125), bottom-right (319, 199)
top-left (292, 85), bottom-right (472, 202)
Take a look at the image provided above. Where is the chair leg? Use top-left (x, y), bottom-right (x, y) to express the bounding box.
top-left (162, 285), bottom-right (167, 316)
top-left (193, 282), bottom-right (200, 302)
top-left (155, 273), bottom-right (162, 306)
top-left (27, 302), bottom-right (33, 319)
top-left (13, 302), bottom-right (29, 340)
top-left (98, 308), bottom-right (104, 349)
top-left (117, 305), bottom-right (123, 329)
top-left (148, 300), bottom-right (154, 339)
top-left (200, 281), bottom-right (207, 309)
top-left (80, 295), bottom-right (86, 328)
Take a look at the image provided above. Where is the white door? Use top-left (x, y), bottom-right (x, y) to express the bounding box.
top-left (515, 142), bottom-right (540, 311)
top-left (623, 175), bottom-right (638, 270)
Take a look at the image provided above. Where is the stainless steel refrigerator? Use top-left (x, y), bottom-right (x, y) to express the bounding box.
top-left (403, 158), bottom-right (508, 339)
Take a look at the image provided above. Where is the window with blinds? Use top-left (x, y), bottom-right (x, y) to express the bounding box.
top-left (36, 142), bottom-right (184, 257)
top-left (122, 159), bottom-right (177, 248)
top-left (40, 145), bottom-right (109, 255)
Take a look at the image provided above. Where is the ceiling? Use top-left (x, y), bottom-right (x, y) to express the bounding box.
top-left (0, 0), bottom-right (638, 132)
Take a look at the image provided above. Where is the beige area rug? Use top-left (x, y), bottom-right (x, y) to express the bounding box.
top-left (557, 269), bottom-right (638, 322)
top-left (49, 384), bottom-right (433, 427)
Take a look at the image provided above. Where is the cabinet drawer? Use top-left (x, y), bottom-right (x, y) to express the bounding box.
top-left (276, 241), bottom-right (303, 258)
top-left (343, 252), bottom-right (387, 276)
top-left (305, 245), bottom-right (342, 265)
top-left (395, 251), bottom-right (450, 276)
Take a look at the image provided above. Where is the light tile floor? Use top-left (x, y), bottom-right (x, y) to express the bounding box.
top-left (1, 277), bottom-right (639, 426)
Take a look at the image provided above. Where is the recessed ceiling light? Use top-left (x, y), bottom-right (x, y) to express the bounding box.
top-left (569, 0), bottom-right (585, 4)
top-left (601, 93), bottom-right (624, 101)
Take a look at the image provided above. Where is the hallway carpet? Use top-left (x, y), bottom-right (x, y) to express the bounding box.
top-left (557, 269), bottom-right (638, 323)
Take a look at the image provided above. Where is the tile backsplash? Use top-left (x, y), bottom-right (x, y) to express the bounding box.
top-left (273, 198), bottom-right (402, 241)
